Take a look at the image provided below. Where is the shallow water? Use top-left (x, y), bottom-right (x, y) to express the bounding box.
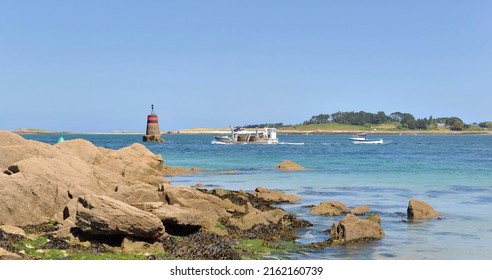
top-left (24, 133), bottom-right (492, 259)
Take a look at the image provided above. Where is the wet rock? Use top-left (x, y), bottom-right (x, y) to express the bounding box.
top-left (143, 135), bottom-right (165, 142)
top-left (275, 160), bottom-right (305, 171)
top-left (309, 201), bottom-right (347, 216)
top-left (254, 187), bottom-right (301, 204)
top-left (349, 206), bottom-right (371, 216)
top-left (407, 199), bottom-right (440, 221)
top-left (329, 214), bottom-right (384, 245)
top-left (229, 207), bottom-right (287, 231)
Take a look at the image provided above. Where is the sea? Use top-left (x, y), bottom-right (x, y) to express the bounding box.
top-left (23, 133), bottom-right (492, 260)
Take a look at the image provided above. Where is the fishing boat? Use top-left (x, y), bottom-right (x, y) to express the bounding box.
top-left (349, 133), bottom-right (384, 144)
top-left (212, 125), bottom-right (279, 145)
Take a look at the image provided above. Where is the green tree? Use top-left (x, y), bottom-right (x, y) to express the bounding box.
top-left (450, 118), bottom-right (464, 131)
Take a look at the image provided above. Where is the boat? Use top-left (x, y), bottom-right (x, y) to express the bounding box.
top-left (349, 133), bottom-right (383, 144)
top-left (212, 125), bottom-right (279, 145)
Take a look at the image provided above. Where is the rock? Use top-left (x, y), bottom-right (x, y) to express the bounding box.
top-left (0, 225), bottom-right (28, 241)
top-left (367, 214), bottom-right (382, 225)
top-left (310, 201), bottom-right (347, 216)
top-left (120, 236), bottom-right (165, 255)
top-left (75, 194), bottom-right (165, 239)
top-left (164, 186), bottom-right (232, 235)
top-left (0, 132), bottom-right (174, 227)
top-left (0, 247), bottom-right (22, 260)
top-left (275, 160), bottom-right (305, 171)
top-left (0, 131), bottom-right (59, 170)
top-left (95, 143), bottom-right (169, 187)
top-left (229, 207), bottom-right (287, 231)
top-left (350, 206), bottom-right (371, 216)
top-left (132, 202), bottom-right (204, 235)
top-left (254, 187), bottom-right (301, 204)
top-left (407, 199), bottom-right (440, 221)
top-left (143, 135), bottom-right (165, 142)
top-left (222, 198), bottom-right (247, 214)
top-left (330, 214), bottom-right (384, 245)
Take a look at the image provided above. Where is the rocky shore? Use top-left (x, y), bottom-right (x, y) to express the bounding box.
top-left (0, 131), bottom-right (441, 260)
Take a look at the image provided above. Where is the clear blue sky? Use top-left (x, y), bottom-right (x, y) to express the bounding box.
top-left (1, 1), bottom-right (491, 132)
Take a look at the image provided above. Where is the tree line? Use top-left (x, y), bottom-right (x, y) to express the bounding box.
top-left (302, 111), bottom-right (478, 131)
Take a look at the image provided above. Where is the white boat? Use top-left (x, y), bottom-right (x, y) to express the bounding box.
top-left (212, 125), bottom-right (279, 145)
top-left (350, 133), bottom-right (384, 144)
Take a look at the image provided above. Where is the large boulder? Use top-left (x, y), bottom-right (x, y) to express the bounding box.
top-left (310, 201), bottom-right (347, 216)
top-left (0, 131), bottom-right (59, 170)
top-left (94, 143), bottom-right (169, 187)
top-left (0, 132), bottom-right (172, 227)
top-left (75, 194), bottom-right (165, 239)
top-left (329, 214), bottom-right (384, 245)
top-left (0, 155), bottom-right (103, 226)
top-left (254, 187), bottom-right (301, 204)
top-left (164, 186), bottom-right (232, 235)
top-left (407, 199), bottom-right (440, 221)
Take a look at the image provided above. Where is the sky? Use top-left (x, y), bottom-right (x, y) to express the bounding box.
top-left (1, 0), bottom-right (491, 132)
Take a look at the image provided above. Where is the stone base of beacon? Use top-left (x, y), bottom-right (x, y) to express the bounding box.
top-left (143, 134), bottom-right (165, 142)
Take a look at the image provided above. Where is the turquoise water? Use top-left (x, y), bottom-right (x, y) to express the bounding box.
top-left (24, 133), bottom-right (492, 259)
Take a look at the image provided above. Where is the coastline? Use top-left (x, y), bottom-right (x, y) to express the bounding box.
top-left (11, 128), bottom-right (491, 136)
top-left (168, 128), bottom-right (492, 135)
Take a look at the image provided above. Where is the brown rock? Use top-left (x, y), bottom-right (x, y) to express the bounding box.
top-left (0, 225), bottom-right (27, 238)
top-left (0, 133), bottom-right (172, 227)
top-left (254, 187), bottom-right (301, 203)
top-left (310, 201), bottom-right (347, 216)
top-left (75, 194), bottom-right (165, 239)
top-left (164, 186), bottom-right (232, 235)
top-left (120, 236), bottom-right (165, 255)
top-left (229, 207), bottom-right (287, 231)
top-left (133, 202), bottom-right (204, 228)
top-left (0, 247), bottom-right (22, 260)
top-left (275, 160), bottom-right (305, 171)
top-left (330, 214), bottom-right (384, 245)
top-left (407, 199), bottom-right (440, 221)
top-left (350, 206), bottom-right (371, 216)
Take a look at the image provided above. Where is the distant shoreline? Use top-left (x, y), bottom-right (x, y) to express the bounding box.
top-left (9, 128), bottom-right (491, 136)
top-left (171, 127), bottom-right (492, 135)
